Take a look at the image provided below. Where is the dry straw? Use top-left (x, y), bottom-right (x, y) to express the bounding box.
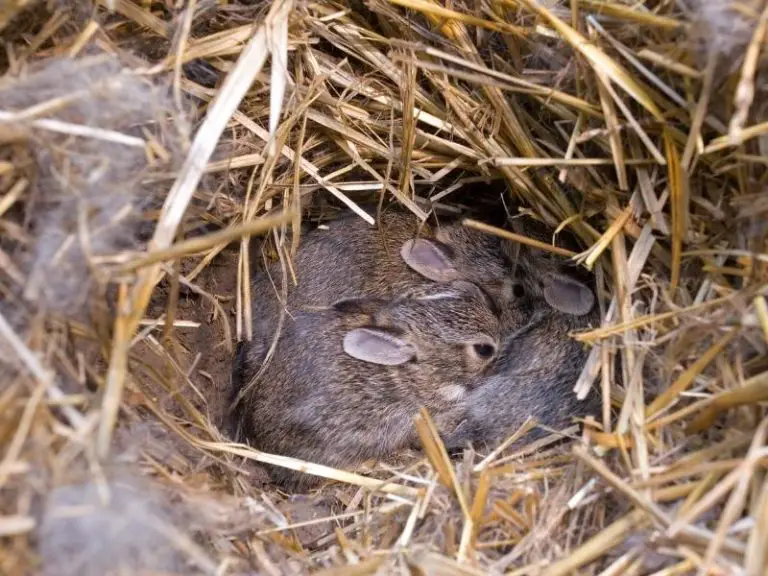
top-left (0, 0), bottom-right (767, 574)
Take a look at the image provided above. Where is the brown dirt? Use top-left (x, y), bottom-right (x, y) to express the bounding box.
top-left (128, 246), bottom-right (275, 487)
top-left (147, 247), bottom-right (238, 428)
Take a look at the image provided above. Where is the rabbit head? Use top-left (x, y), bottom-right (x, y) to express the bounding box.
top-left (339, 280), bottom-right (501, 384)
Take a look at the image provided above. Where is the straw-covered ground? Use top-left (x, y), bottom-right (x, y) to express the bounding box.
top-left (1, 0), bottom-right (767, 574)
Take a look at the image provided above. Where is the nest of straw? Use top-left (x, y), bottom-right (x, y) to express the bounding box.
top-left (1, 0), bottom-right (767, 574)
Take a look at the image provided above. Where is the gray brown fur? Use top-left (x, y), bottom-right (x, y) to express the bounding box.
top-left (232, 281), bottom-right (501, 489)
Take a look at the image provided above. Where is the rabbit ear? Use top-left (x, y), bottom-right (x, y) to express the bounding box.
top-left (543, 274), bottom-right (595, 316)
top-left (343, 328), bottom-right (416, 366)
top-left (400, 238), bottom-right (459, 282)
top-left (332, 297), bottom-right (387, 315)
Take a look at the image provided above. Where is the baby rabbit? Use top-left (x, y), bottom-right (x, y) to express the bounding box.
top-left (231, 280), bottom-right (501, 490)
